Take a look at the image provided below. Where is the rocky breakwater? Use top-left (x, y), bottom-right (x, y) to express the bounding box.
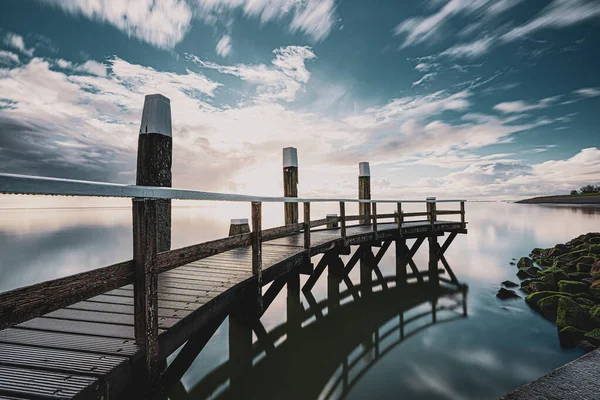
top-left (499, 233), bottom-right (600, 350)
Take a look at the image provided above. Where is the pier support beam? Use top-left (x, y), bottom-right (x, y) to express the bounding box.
top-left (136, 94), bottom-right (172, 252)
top-left (283, 147), bottom-right (299, 225)
top-left (228, 313), bottom-right (252, 396)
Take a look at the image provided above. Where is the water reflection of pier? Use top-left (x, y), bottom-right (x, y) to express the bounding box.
top-left (172, 272), bottom-right (467, 400)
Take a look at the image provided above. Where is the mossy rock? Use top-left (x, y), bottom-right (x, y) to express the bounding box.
top-left (590, 305), bottom-right (600, 319)
top-left (517, 257), bottom-right (533, 269)
top-left (556, 297), bottom-right (589, 330)
top-left (517, 268), bottom-right (535, 279)
top-left (502, 280), bottom-right (519, 288)
top-left (496, 287), bottom-right (521, 300)
top-left (591, 288), bottom-right (600, 302)
top-left (577, 263), bottom-right (593, 273)
top-left (589, 244), bottom-right (600, 255)
top-left (583, 328), bottom-right (600, 346)
top-left (531, 248), bottom-right (544, 256)
top-left (529, 281), bottom-right (555, 293)
top-left (591, 261), bottom-right (600, 280)
top-left (591, 280), bottom-right (600, 289)
top-left (555, 249), bottom-right (588, 264)
top-left (566, 272), bottom-right (592, 281)
top-left (590, 237), bottom-right (600, 245)
top-left (539, 266), bottom-right (566, 276)
top-left (537, 295), bottom-right (564, 321)
top-left (558, 280), bottom-right (589, 294)
top-left (576, 297), bottom-right (596, 308)
top-left (570, 256), bottom-right (597, 267)
top-left (525, 291), bottom-right (572, 307)
top-left (558, 326), bottom-right (586, 347)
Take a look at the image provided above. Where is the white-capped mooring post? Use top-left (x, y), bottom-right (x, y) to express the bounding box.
top-left (136, 94), bottom-right (172, 253)
top-left (283, 147), bottom-right (299, 225)
top-left (358, 162), bottom-right (373, 294)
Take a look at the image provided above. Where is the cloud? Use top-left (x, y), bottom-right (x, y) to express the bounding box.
top-left (55, 59), bottom-right (108, 77)
top-left (394, 147), bottom-right (600, 199)
top-left (0, 50), bottom-right (19, 65)
top-left (190, 45), bottom-right (316, 102)
top-left (195, 0), bottom-right (338, 42)
top-left (440, 37), bottom-right (495, 58)
top-left (39, 0), bottom-right (193, 49)
top-left (3, 33), bottom-right (34, 56)
top-left (493, 96), bottom-right (561, 113)
top-left (501, 0), bottom-right (600, 42)
top-left (215, 35), bottom-right (232, 57)
top-left (415, 62), bottom-right (439, 72)
top-left (573, 87), bottom-right (600, 98)
top-left (412, 73), bottom-right (436, 87)
top-left (393, 0), bottom-right (520, 48)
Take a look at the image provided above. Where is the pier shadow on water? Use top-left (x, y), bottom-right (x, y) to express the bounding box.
top-left (166, 273), bottom-right (467, 400)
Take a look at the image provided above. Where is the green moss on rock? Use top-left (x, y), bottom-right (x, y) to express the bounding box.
top-left (537, 295), bottom-right (564, 321)
top-left (525, 291), bottom-right (572, 307)
top-left (558, 280), bottom-right (590, 294)
top-left (558, 326), bottom-right (586, 347)
top-left (556, 297), bottom-right (589, 330)
top-left (583, 328), bottom-right (600, 346)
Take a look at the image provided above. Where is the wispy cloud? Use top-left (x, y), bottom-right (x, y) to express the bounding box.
top-left (412, 73), bottom-right (436, 86)
top-left (440, 37), bottom-right (495, 58)
top-left (55, 59), bottom-right (108, 77)
top-left (0, 50), bottom-right (19, 65)
top-left (501, 0), bottom-right (600, 42)
top-left (215, 35), bottom-right (232, 57)
top-left (573, 87), bottom-right (600, 98)
top-left (3, 32), bottom-right (34, 56)
top-left (494, 96), bottom-right (562, 114)
top-left (189, 46), bottom-right (316, 102)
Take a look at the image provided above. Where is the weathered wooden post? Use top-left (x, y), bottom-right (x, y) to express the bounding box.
top-left (132, 198), bottom-right (159, 390)
top-left (358, 162), bottom-right (373, 291)
top-left (427, 197), bottom-right (439, 286)
top-left (137, 94), bottom-right (172, 253)
top-left (326, 214), bottom-right (338, 228)
top-left (283, 147), bottom-right (299, 225)
top-left (358, 162), bottom-right (371, 225)
top-left (251, 201), bottom-right (263, 315)
top-left (229, 218), bottom-right (250, 236)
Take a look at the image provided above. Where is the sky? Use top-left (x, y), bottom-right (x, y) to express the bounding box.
top-left (0, 0), bottom-right (599, 201)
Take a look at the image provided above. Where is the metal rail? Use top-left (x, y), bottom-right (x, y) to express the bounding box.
top-left (0, 173), bottom-right (465, 204)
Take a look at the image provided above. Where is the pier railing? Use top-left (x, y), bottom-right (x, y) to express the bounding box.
top-left (0, 172), bottom-right (466, 384)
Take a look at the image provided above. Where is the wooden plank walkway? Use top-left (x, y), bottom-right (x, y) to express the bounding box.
top-left (0, 220), bottom-right (464, 399)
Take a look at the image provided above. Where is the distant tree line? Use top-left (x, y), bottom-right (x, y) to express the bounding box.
top-left (570, 185), bottom-right (600, 195)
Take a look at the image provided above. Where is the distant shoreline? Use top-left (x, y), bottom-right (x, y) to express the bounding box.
top-left (516, 194), bottom-right (600, 204)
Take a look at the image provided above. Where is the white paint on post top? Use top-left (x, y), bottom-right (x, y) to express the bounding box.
top-left (283, 147), bottom-right (298, 168)
top-left (230, 218), bottom-right (249, 225)
top-left (139, 94), bottom-right (172, 137)
top-left (359, 162), bottom-right (370, 177)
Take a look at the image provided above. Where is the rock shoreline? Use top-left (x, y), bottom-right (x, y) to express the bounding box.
top-left (497, 232), bottom-right (600, 350)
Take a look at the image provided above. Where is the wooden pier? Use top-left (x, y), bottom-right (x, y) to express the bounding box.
top-left (0, 94), bottom-right (468, 399)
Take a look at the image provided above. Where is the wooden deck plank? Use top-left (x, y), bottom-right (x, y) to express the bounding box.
top-left (0, 343), bottom-right (128, 377)
top-left (0, 365), bottom-right (99, 399)
top-left (46, 309), bottom-right (181, 329)
top-left (17, 318), bottom-right (141, 340)
top-left (0, 329), bottom-right (139, 356)
top-left (67, 301), bottom-right (190, 320)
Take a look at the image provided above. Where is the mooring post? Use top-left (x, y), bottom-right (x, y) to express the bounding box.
top-left (228, 313), bottom-right (252, 396)
top-left (136, 94), bottom-right (172, 253)
top-left (428, 198), bottom-right (440, 287)
top-left (283, 147), bottom-right (299, 225)
top-left (132, 198), bottom-right (160, 391)
top-left (358, 163), bottom-right (373, 291)
top-left (229, 218), bottom-right (250, 236)
top-left (326, 214), bottom-right (338, 229)
top-left (395, 237), bottom-right (407, 285)
top-left (358, 162), bottom-right (371, 225)
top-left (251, 201), bottom-right (263, 315)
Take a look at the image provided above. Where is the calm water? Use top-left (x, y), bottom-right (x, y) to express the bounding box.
top-left (1, 201), bottom-right (600, 399)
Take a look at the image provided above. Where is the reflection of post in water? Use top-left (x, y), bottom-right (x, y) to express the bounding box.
top-left (228, 311), bottom-right (252, 394)
top-left (287, 269), bottom-right (302, 341)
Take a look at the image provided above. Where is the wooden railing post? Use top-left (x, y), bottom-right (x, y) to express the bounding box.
top-left (132, 198), bottom-right (160, 390)
top-left (460, 201), bottom-right (465, 227)
top-left (397, 202), bottom-right (403, 231)
top-left (358, 162), bottom-right (371, 225)
top-left (303, 202), bottom-right (311, 249)
top-left (339, 201), bottom-right (346, 242)
top-left (283, 147), bottom-right (299, 225)
top-left (326, 214), bottom-right (338, 229)
top-left (251, 201), bottom-right (263, 315)
top-left (426, 197), bottom-right (436, 227)
top-left (372, 202), bottom-right (378, 235)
